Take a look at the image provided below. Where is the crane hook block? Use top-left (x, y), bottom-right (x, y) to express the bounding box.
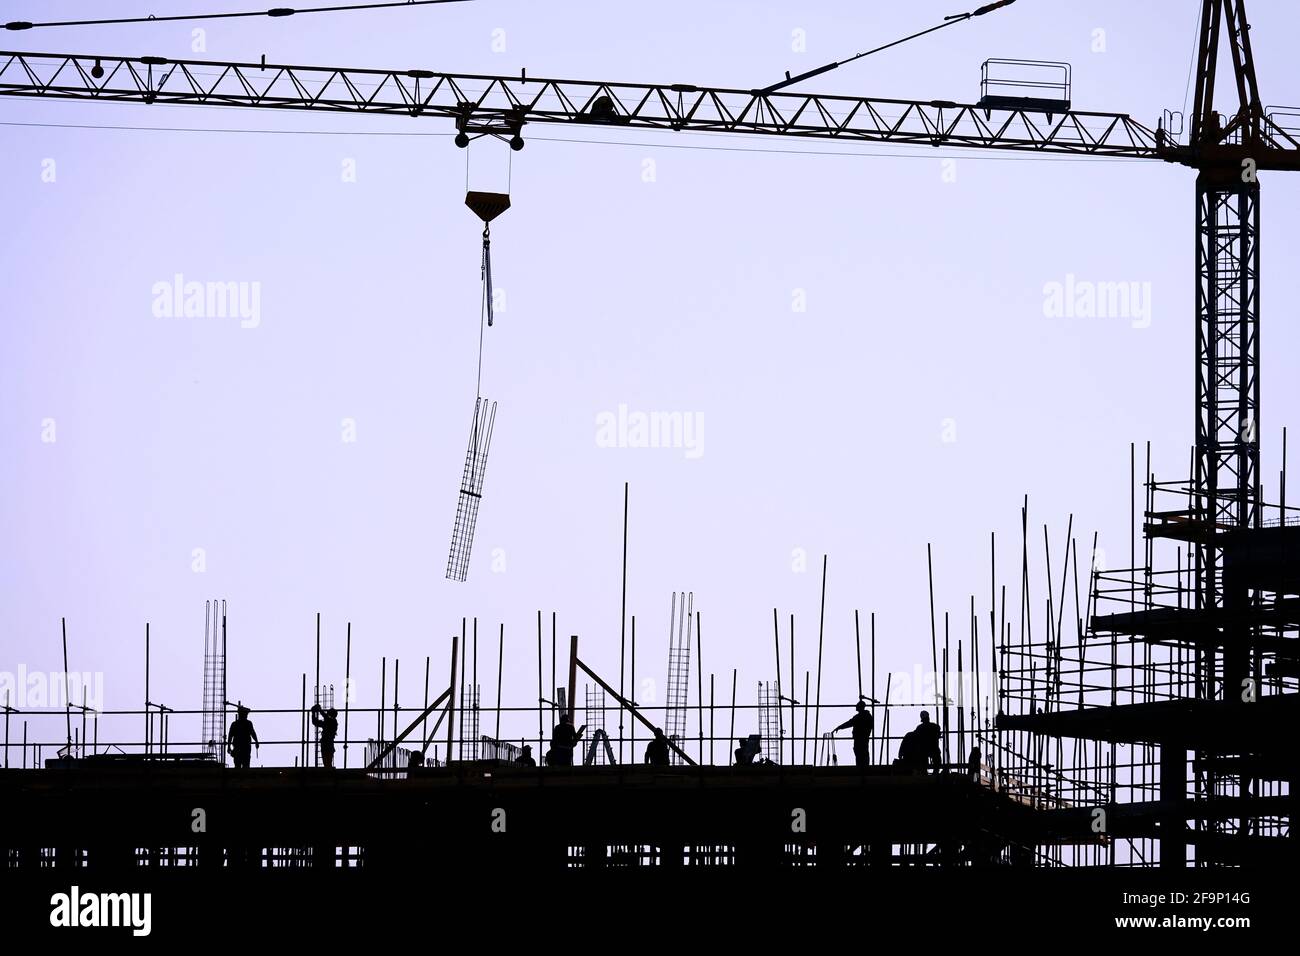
top-left (465, 191), bottom-right (511, 224)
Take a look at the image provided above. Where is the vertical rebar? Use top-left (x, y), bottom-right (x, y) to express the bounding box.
top-left (536, 611), bottom-right (544, 757)
top-left (1282, 426), bottom-right (1288, 515)
top-left (729, 668), bottom-right (737, 765)
top-left (61, 618), bottom-right (71, 753)
top-left (630, 614), bottom-right (637, 759)
top-left (943, 614), bottom-right (950, 764)
top-left (802, 671), bottom-right (810, 765)
top-left (813, 554), bottom-right (827, 755)
top-left (300, 672), bottom-right (307, 768)
top-left (854, 609), bottom-right (862, 701)
top-left (447, 634), bottom-right (458, 766)
top-left (496, 624), bottom-right (504, 741)
top-left (460, 618), bottom-right (467, 759)
top-left (928, 544), bottom-right (939, 696)
top-left (314, 612), bottom-right (321, 767)
top-left (695, 609), bottom-right (703, 764)
top-left (957, 638), bottom-right (964, 769)
top-left (870, 611), bottom-right (877, 759)
top-left (567, 635), bottom-right (578, 723)
top-left (473, 618), bottom-right (479, 745)
top-left (619, 481), bottom-right (628, 763)
top-left (709, 672), bottom-right (715, 766)
top-left (343, 623), bottom-right (351, 769)
top-left (789, 614), bottom-right (796, 764)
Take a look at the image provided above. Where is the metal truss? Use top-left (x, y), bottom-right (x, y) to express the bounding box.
top-left (0, 50), bottom-right (1163, 156)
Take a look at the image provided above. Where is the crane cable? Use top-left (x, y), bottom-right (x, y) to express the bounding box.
top-left (4, 0), bottom-right (471, 32)
top-left (761, 0), bottom-right (1018, 94)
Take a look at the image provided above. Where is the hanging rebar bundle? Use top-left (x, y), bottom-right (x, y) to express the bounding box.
top-left (445, 396), bottom-right (497, 582)
top-left (443, 190), bottom-right (510, 582)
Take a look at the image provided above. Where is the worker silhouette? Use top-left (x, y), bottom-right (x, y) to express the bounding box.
top-left (914, 710), bottom-right (943, 772)
top-left (733, 734), bottom-right (761, 766)
top-left (967, 744), bottom-right (982, 783)
top-left (894, 729), bottom-right (919, 771)
top-left (310, 703), bottom-right (339, 769)
top-left (832, 697), bottom-right (874, 767)
top-left (227, 705), bottom-right (259, 769)
top-left (515, 744), bottom-right (536, 767)
top-left (644, 727), bottom-right (671, 766)
top-left (548, 712), bottom-right (585, 767)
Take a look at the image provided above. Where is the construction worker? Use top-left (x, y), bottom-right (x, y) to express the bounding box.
top-left (967, 744), bottom-right (982, 783)
top-left (894, 730), bottom-right (918, 771)
top-left (310, 703), bottom-right (339, 769)
top-left (548, 712), bottom-right (585, 767)
top-left (644, 727), bottom-right (671, 766)
top-left (914, 710), bottom-right (943, 772)
top-left (832, 697), bottom-right (874, 767)
top-left (515, 744), bottom-right (536, 767)
top-left (227, 705), bottom-right (259, 769)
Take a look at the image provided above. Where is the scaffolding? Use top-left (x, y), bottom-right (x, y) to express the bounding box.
top-left (997, 468), bottom-right (1297, 866)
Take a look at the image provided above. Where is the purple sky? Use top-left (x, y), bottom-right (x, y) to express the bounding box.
top-left (2, 0), bottom-right (1298, 765)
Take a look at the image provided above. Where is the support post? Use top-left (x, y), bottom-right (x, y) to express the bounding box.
top-left (447, 635), bottom-right (458, 764)
top-left (567, 635), bottom-right (578, 723)
top-left (1161, 741), bottom-right (1187, 868)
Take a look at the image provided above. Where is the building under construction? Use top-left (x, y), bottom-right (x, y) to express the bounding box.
top-left (3, 504), bottom-right (1296, 873)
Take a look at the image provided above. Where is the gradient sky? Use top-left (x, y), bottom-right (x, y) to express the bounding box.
top-left (2, 0), bottom-right (1298, 765)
